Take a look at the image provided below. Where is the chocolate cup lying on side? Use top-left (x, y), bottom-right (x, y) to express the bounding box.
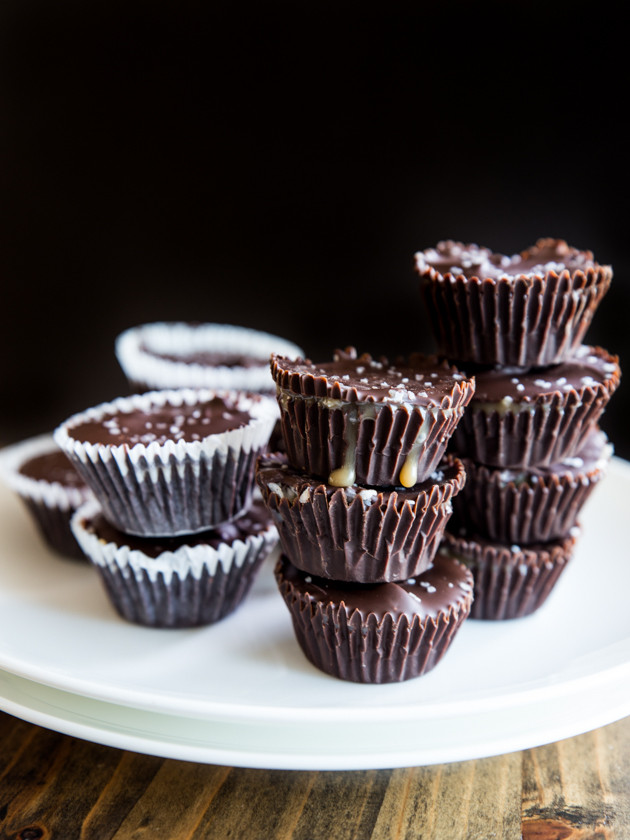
top-left (71, 497), bottom-right (279, 628)
top-left (0, 433), bottom-right (93, 560)
top-left (449, 345), bottom-right (620, 469)
top-left (439, 528), bottom-right (577, 620)
top-left (452, 428), bottom-right (612, 544)
top-left (274, 552), bottom-right (473, 683)
top-left (271, 347), bottom-right (475, 489)
top-left (54, 388), bottom-right (278, 537)
top-left (416, 238), bottom-right (612, 368)
top-left (116, 321), bottom-right (305, 394)
top-left (257, 453), bottom-right (466, 583)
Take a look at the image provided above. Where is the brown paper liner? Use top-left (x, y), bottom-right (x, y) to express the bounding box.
top-left (449, 381), bottom-right (615, 469)
top-left (419, 265), bottom-right (612, 367)
top-left (439, 530), bottom-right (576, 620)
top-left (452, 439), bottom-right (610, 544)
top-left (277, 396), bottom-right (468, 487)
top-left (257, 454), bottom-right (466, 582)
top-left (274, 554), bottom-right (473, 683)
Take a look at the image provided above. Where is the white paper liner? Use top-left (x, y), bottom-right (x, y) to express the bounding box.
top-left (115, 322), bottom-right (305, 392)
top-left (71, 498), bottom-right (279, 584)
top-left (53, 388), bottom-right (278, 535)
top-left (0, 433), bottom-right (92, 512)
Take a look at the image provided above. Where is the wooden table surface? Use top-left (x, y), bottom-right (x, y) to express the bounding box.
top-left (0, 711), bottom-right (628, 840)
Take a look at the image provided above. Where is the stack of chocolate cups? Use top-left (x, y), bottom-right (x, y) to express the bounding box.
top-left (415, 239), bottom-right (621, 619)
top-left (256, 347), bottom-right (477, 683)
top-left (53, 387), bottom-right (280, 627)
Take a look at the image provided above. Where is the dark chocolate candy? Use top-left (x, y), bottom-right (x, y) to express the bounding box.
top-left (18, 449), bottom-right (86, 489)
top-left (72, 497), bottom-right (278, 628)
top-left (415, 238), bottom-right (606, 281)
top-left (69, 395), bottom-right (251, 447)
top-left (54, 389), bottom-right (277, 536)
top-left (275, 552), bottom-right (473, 683)
top-left (439, 529), bottom-right (576, 620)
top-left (449, 345), bottom-right (620, 468)
top-left (272, 347), bottom-right (471, 406)
top-left (415, 238), bottom-right (612, 367)
top-left (257, 452), bottom-right (465, 582)
top-left (278, 553), bottom-right (472, 620)
top-left (271, 348), bottom-right (475, 488)
top-left (83, 498), bottom-right (273, 558)
top-left (139, 343), bottom-right (263, 368)
top-left (451, 428), bottom-right (611, 544)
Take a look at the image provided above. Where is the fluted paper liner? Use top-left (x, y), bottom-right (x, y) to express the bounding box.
top-left (274, 554), bottom-right (473, 683)
top-left (116, 321), bottom-right (304, 393)
top-left (417, 245), bottom-right (612, 367)
top-left (271, 354), bottom-right (475, 487)
top-left (439, 529), bottom-right (577, 620)
top-left (0, 433), bottom-right (93, 559)
top-left (54, 388), bottom-right (278, 536)
top-left (450, 353), bottom-right (620, 469)
top-left (452, 433), bottom-right (612, 544)
top-left (72, 498), bottom-right (279, 627)
top-left (257, 453), bottom-right (466, 582)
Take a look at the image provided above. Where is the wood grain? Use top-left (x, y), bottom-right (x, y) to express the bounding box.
top-left (0, 712), bottom-right (628, 840)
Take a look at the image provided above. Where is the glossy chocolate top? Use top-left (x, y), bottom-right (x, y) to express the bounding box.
top-left (139, 343), bottom-right (263, 368)
top-left (83, 499), bottom-right (273, 557)
top-left (466, 345), bottom-right (620, 405)
top-left (415, 238), bottom-right (611, 282)
top-left (69, 395), bottom-right (252, 447)
top-left (271, 347), bottom-right (475, 409)
top-left (277, 553), bottom-right (472, 621)
top-left (19, 449), bottom-right (85, 488)
top-left (257, 452), bottom-right (465, 502)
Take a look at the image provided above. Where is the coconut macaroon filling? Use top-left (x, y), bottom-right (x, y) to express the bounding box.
top-left (271, 348), bottom-right (475, 489)
top-left (449, 345), bottom-right (620, 469)
top-left (54, 388), bottom-right (278, 537)
top-left (115, 321), bottom-right (305, 393)
top-left (415, 238), bottom-right (612, 368)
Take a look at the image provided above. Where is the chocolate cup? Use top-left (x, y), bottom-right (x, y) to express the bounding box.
top-left (439, 529), bottom-right (577, 620)
top-left (71, 498), bottom-right (279, 628)
top-left (274, 553), bottom-right (473, 683)
top-left (256, 453), bottom-right (466, 582)
top-left (21, 499), bottom-right (87, 560)
top-left (54, 388), bottom-right (277, 536)
top-left (0, 433), bottom-right (92, 561)
top-left (277, 397), bottom-right (469, 488)
top-left (271, 350), bottom-right (475, 488)
top-left (416, 239), bottom-right (612, 367)
top-left (449, 346), bottom-right (620, 469)
top-left (115, 321), bottom-right (304, 393)
top-left (451, 430), bottom-right (611, 544)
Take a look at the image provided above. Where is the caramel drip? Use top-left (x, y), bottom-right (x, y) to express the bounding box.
top-left (398, 413), bottom-right (431, 488)
top-left (328, 405), bottom-right (359, 487)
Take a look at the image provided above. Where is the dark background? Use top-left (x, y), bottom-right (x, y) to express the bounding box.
top-left (1, 2), bottom-right (628, 458)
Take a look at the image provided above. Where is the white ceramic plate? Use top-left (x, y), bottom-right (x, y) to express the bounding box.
top-left (0, 459), bottom-right (629, 770)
